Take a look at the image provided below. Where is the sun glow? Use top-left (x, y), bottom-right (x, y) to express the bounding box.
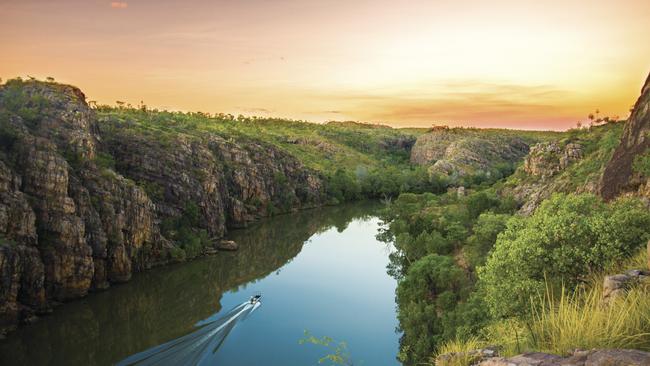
top-left (1, 0), bottom-right (648, 130)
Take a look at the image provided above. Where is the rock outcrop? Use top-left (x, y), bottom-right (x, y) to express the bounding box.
top-left (523, 142), bottom-right (583, 179)
top-left (0, 80), bottom-right (326, 335)
top-left (478, 349), bottom-right (650, 366)
top-left (600, 72), bottom-right (650, 200)
top-left (436, 349), bottom-right (650, 366)
top-left (410, 127), bottom-right (530, 180)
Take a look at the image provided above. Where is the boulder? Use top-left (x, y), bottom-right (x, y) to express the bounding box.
top-left (602, 270), bottom-right (649, 304)
top-left (216, 240), bottom-right (238, 251)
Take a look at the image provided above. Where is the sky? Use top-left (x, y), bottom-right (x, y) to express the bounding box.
top-left (1, 0), bottom-right (649, 130)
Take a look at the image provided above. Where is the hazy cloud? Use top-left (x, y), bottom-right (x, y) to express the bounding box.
top-left (110, 2), bottom-right (128, 9)
top-left (238, 107), bottom-right (272, 113)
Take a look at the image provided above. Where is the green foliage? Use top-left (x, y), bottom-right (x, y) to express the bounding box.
top-left (94, 152), bottom-right (116, 170)
top-left (139, 180), bottom-right (165, 201)
top-left (396, 254), bottom-right (468, 364)
top-left (633, 150), bottom-right (650, 177)
top-left (161, 202), bottom-right (211, 259)
top-left (464, 212), bottom-right (510, 268)
top-left (169, 246), bottom-right (186, 262)
top-left (299, 331), bottom-right (354, 366)
top-left (478, 193), bottom-right (650, 319)
top-left (0, 78), bottom-right (51, 127)
top-left (379, 186), bottom-right (518, 364)
top-left (0, 113), bottom-right (19, 152)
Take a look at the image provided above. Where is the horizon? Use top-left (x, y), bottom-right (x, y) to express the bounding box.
top-left (1, 0), bottom-right (649, 130)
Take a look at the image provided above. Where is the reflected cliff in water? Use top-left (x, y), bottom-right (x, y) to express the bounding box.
top-left (0, 202), bottom-right (384, 366)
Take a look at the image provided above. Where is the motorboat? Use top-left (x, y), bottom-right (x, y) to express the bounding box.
top-left (249, 293), bottom-right (262, 304)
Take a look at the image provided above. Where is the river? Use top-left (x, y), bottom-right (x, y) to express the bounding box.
top-left (0, 202), bottom-right (401, 366)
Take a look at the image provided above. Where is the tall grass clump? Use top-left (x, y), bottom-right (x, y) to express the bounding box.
top-left (527, 283), bottom-right (650, 355)
top-left (434, 337), bottom-right (485, 366)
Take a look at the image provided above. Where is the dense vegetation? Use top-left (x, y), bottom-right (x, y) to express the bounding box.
top-left (379, 122), bottom-right (650, 365)
top-left (94, 103), bottom-right (437, 202)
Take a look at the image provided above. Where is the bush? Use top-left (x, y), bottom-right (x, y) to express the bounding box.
top-left (434, 337), bottom-right (485, 366)
top-left (94, 152), bottom-right (116, 170)
top-left (169, 246), bottom-right (186, 262)
top-left (478, 193), bottom-right (650, 318)
top-left (633, 150), bottom-right (650, 177)
top-left (464, 212), bottom-right (511, 268)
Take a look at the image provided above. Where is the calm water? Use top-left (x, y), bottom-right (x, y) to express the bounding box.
top-left (0, 202), bottom-right (400, 366)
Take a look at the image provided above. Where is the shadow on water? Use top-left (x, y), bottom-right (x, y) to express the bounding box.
top-left (0, 202), bottom-right (382, 366)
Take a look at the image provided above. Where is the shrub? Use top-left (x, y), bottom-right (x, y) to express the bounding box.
top-left (169, 246), bottom-right (186, 262)
top-left (94, 152), bottom-right (116, 170)
top-left (478, 193), bottom-right (650, 318)
top-left (633, 150), bottom-right (650, 177)
top-left (434, 337), bottom-right (485, 366)
top-left (464, 212), bottom-right (511, 268)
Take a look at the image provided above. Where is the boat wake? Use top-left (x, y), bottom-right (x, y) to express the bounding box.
top-left (117, 296), bottom-right (262, 366)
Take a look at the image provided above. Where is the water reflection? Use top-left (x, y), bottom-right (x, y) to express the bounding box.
top-left (117, 299), bottom-right (261, 366)
top-left (0, 202), bottom-right (383, 366)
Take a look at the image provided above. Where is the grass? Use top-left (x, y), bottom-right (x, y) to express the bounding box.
top-left (527, 282), bottom-right (650, 355)
top-left (96, 106), bottom-right (422, 175)
top-left (435, 247), bottom-right (650, 365)
top-left (434, 337), bottom-right (486, 366)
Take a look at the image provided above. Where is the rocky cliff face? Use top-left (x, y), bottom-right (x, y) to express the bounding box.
top-left (0, 80), bottom-right (325, 335)
top-left (600, 73), bottom-right (650, 200)
top-left (410, 127), bottom-right (530, 180)
top-left (523, 142), bottom-right (583, 179)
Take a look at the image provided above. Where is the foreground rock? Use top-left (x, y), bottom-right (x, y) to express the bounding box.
top-left (216, 240), bottom-right (238, 251)
top-left (480, 349), bottom-right (650, 366)
top-left (602, 269), bottom-right (649, 304)
top-left (437, 349), bottom-right (650, 366)
top-left (0, 80), bottom-right (326, 334)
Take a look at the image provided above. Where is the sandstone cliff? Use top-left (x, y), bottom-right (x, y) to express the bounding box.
top-left (600, 73), bottom-right (650, 200)
top-left (410, 127), bottom-right (531, 181)
top-left (503, 73), bottom-right (650, 214)
top-left (0, 80), bottom-right (325, 334)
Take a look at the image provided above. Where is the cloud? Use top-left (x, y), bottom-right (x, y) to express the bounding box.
top-left (303, 81), bottom-right (577, 129)
top-left (110, 2), bottom-right (128, 9)
top-left (238, 107), bottom-right (272, 113)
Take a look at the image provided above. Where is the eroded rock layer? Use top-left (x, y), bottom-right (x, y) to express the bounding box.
top-left (0, 81), bottom-right (325, 334)
top-left (601, 73), bottom-right (650, 200)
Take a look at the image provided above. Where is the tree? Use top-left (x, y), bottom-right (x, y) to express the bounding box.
top-left (478, 193), bottom-right (650, 319)
top-left (396, 254), bottom-right (468, 364)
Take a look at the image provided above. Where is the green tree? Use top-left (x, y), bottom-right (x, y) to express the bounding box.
top-left (478, 193), bottom-right (650, 319)
top-left (397, 254), bottom-right (467, 364)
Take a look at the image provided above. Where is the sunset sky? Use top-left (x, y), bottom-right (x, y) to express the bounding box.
top-left (1, 0), bottom-right (649, 130)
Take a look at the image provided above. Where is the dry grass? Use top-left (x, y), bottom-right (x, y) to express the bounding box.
top-left (434, 248), bottom-right (650, 363)
top-left (434, 337), bottom-right (485, 366)
top-left (527, 281), bottom-right (650, 355)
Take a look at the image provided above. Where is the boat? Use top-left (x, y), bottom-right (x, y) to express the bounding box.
top-left (249, 293), bottom-right (262, 304)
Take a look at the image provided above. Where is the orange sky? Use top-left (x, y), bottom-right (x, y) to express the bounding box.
top-left (1, 0), bottom-right (649, 130)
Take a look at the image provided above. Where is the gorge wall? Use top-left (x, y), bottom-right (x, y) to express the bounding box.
top-left (0, 80), bottom-right (326, 334)
top-left (410, 127), bottom-right (531, 180)
top-left (600, 73), bottom-right (650, 200)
